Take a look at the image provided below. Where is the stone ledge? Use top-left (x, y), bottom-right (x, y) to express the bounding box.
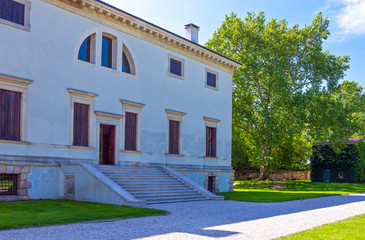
top-left (0, 195), bottom-right (30, 201)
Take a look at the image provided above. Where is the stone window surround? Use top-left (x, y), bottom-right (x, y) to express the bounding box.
top-left (0, 73), bottom-right (33, 143)
top-left (0, 0), bottom-right (31, 31)
top-left (205, 68), bottom-right (219, 91)
top-left (67, 88), bottom-right (98, 149)
top-left (0, 165), bottom-right (31, 201)
top-left (120, 100), bottom-right (145, 153)
top-left (74, 29), bottom-right (138, 79)
top-left (165, 109), bottom-right (186, 156)
top-left (168, 54), bottom-right (185, 80)
top-left (203, 117), bottom-right (220, 159)
top-left (95, 111), bottom-right (123, 165)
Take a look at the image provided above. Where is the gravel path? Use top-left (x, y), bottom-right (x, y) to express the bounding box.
top-left (1, 193), bottom-right (365, 240)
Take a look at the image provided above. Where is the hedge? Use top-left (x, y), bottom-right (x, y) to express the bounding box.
top-left (311, 141), bottom-right (365, 183)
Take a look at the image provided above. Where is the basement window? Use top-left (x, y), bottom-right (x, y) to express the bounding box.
top-left (0, 174), bottom-right (17, 195)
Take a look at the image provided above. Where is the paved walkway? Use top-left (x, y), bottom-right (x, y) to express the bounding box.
top-left (1, 193), bottom-right (365, 240)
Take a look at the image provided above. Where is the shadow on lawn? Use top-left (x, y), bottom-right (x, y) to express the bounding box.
top-left (1, 194), bottom-right (365, 240)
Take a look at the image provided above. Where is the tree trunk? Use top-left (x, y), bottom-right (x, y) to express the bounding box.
top-left (258, 164), bottom-right (270, 180)
top-left (257, 144), bottom-right (271, 180)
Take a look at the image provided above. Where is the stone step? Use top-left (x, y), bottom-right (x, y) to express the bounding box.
top-left (105, 175), bottom-right (175, 180)
top-left (102, 172), bottom-right (169, 177)
top-left (133, 192), bottom-right (204, 198)
top-left (122, 185), bottom-right (191, 191)
top-left (127, 189), bottom-right (194, 194)
top-left (96, 166), bottom-right (162, 172)
top-left (114, 180), bottom-right (186, 185)
top-left (96, 164), bottom-right (209, 204)
top-left (147, 198), bottom-right (208, 204)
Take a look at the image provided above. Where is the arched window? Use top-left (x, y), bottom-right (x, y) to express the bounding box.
top-left (78, 34), bottom-right (95, 63)
top-left (122, 45), bottom-right (135, 75)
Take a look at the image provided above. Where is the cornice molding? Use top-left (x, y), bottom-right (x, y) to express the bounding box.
top-left (0, 73), bottom-right (33, 87)
top-left (120, 100), bottom-right (145, 110)
top-left (67, 88), bottom-right (98, 99)
top-left (203, 117), bottom-right (220, 126)
top-left (94, 111), bottom-right (123, 120)
top-left (165, 109), bottom-right (187, 119)
top-left (41, 0), bottom-right (241, 73)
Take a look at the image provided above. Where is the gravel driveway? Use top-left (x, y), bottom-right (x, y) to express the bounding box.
top-left (1, 193), bottom-right (365, 240)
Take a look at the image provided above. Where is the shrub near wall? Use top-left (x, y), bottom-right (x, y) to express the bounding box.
top-left (311, 143), bottom-right (365, 183)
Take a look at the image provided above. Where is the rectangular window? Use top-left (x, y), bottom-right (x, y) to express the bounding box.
top-left (169, 120), bottom-right (180, 154)
top-left (0, 0), bottom-right (25, 25)
top-left (73, 102), bottom-right (89, 147)
top-left (170, 58), bottom-right (182, 76)
top-left (206, 126), bottom-right (217, 157)
top-left (102, 36), bottom-right (113, 68)
top-left (207, 72), bottom-right (217, 88)
top-left (124, 112), bottom-right (137, 151)
top-left (0, 173), bottom-right (17, 195)
top-left (0, 89), bottom-right (21, 141)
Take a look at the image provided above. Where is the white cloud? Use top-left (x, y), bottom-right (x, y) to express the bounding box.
top-left (327, 0), bottom-right (365, 37)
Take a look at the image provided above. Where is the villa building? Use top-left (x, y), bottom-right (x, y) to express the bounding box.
top-left (0, 0), bottom-right (240, 205)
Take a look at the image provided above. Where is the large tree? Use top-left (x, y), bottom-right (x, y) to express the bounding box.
top-left (206, 12), bottom-right (359, 179)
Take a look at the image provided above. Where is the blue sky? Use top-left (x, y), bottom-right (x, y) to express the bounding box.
top-left (104, 0), bottom-right (365, 87)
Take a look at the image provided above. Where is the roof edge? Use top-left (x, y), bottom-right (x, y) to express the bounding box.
top-left (44, 0), bottom-right (241, 71)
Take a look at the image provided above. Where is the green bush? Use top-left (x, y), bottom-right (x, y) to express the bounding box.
top-left (311, 142), bottom-right (365, 183)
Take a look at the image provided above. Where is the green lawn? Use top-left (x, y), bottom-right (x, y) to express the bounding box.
top-left (0, 200), bottom-right (167, 230)
top-left (277, 213), bottom-right (365, 239)
top-left (217, 180), bottom-right (365, 202)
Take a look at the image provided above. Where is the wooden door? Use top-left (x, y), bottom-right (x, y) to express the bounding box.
top-left (99, 124), bottom-right (115, 165)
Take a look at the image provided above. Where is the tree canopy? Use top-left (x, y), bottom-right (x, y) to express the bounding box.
top-left (206, 12), bottom-right (364, 179)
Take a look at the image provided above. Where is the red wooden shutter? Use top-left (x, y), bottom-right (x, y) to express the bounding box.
top-left (211, 127), bottom-right (217, 157)
top-left (109, 125), bottom-right (115, 165)
top-left (206, 127), bottom-right (217, 157)
top-left (73, 103), bottom-right (89, 147)
top-left (125, 112), bottom-right (137, 151)
top-left (206, 126), bottom-right (210, 156)
top-left (0, 89), bottom-right (21, 141)
top-left (169, 120), bottom-right (180, 154)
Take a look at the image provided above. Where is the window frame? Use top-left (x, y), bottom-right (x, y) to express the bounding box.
top-left (0, 73), bottom-right (32, 143)
top-left (122, 44), bottom-right (136, 75)
top-left (77, 34), bottom-right (96, 64)
top-left (168, 54), bottom-right (185, 80)
top-left (203, 117), bottom-right (220, 158)
top-left (165, 109), bottom-right (186, 156)
top-left (205, 68), bottom-right (219, 91)
top-left (0, 0), bottom-right (31, 31)
top-left (101, 33), bottom-right (117, 70)
top-left (120, 100), bottom-right (145, 153)
top-left (67, 88), bottom-right (98, 149)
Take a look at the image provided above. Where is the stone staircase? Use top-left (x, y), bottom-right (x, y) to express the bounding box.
top-left (95, 165), bottom-right (209, 204)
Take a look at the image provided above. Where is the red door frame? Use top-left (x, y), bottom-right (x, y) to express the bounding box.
top-left (99, 124), bottom-right (116, 165)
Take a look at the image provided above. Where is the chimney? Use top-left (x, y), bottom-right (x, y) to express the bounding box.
top-left (185, 23), bottom-right (200, 44)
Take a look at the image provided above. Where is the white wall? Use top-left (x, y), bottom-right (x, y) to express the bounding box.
top-left (0, 0), bottom-right (232, 168)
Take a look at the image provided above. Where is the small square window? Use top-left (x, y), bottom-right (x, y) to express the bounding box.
top-left (207, 72), bottom-right (217, 88)
top-left (206, 69), bottom-right (219, 90)
top-left (168, 55), bottom-right (184, 80)
top-left (0, 0), bottom-right (30, 31)
top-left (170, 59), bottom-right (182, 76)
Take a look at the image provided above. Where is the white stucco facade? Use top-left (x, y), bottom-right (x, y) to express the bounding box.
top-left (0, 0), bottom-right (239, 201)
